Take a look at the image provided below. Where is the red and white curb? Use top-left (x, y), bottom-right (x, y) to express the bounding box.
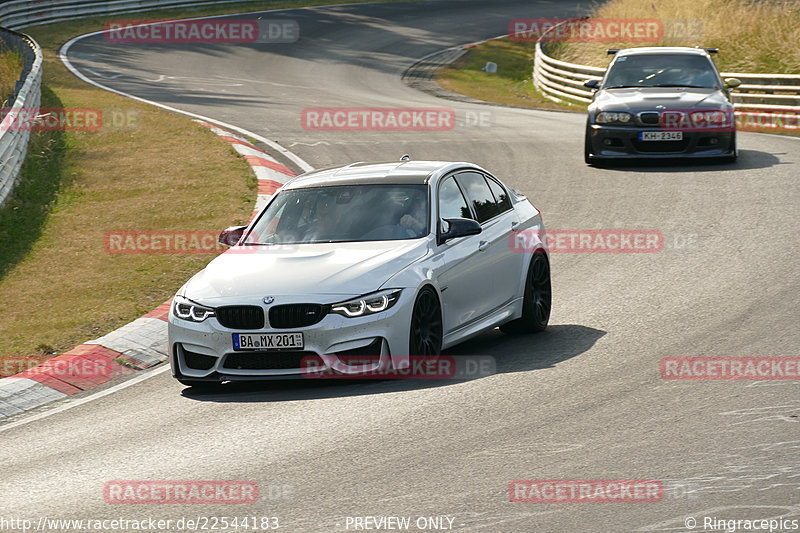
top-left (0, 303), bottom-right (170, 419)
top-left (0, 126), bottom-right (299, 421)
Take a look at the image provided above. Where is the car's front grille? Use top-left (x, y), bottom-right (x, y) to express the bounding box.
top-left (216, 306), bottom-right (265, 329)
top-left (183, 348), bottom-right (217, 370)
top-left (638, 112), bottom-right (660, 125)
top-left (269, 304), bottom-right (327, 328)
top-left (632, 139), bottom-right (690, 153)
top-left (222, 351), bottom-right (321, 370)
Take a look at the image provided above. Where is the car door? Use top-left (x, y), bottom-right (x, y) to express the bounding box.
top-left (432, 174), bottom-right (495, 335)
top-left (455, 171), bottom-right (523, 313)
top-left (483, 173), bottom-right (526, 306)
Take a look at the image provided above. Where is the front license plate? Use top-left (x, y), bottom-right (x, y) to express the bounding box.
top-left (639, 131), bottom-right (683, 141)
top-left (232, 332), bottom-right (304, 351)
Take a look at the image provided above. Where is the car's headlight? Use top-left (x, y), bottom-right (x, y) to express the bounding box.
top-left (596, 111), bottom-right (632, 124)
top-left (172, 295), bottom-right (215, 322)
top-left (331, 289), bottom-right (401, 318)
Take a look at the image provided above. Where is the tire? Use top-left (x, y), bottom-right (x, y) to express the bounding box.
top-left (409, 286), bottom-right (443, 356)
top-left (177, 378), bottom-right (222, 390)
top-left (500, 251), bottom-right (552, 334)
top-left (722, 131), bottom-right (737, 163)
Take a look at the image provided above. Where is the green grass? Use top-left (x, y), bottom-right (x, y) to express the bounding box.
top-left (557, 0), bottom-right (800, 73)
top-left (437, 38), bottom-right (584, 111)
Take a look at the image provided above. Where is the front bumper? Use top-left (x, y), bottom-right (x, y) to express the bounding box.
top-left (168, 291), bottom-right (414, 382)
top-left (587, 124), bottom-right (735, 159)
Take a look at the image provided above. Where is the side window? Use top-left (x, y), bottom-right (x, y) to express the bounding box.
top-left (438, 176), bottom-right (472, 221)
top-left (456, 172), bottom-right (499, 223)
top-left (486, 176), bottom-right (512, 214)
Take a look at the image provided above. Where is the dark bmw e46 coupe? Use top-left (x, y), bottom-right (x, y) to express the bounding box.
top-left (583, 47), bottom-right (741, 164)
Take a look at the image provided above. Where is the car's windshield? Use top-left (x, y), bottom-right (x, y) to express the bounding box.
top-left (247, 184), bottom-right (429, 244)
top-left (604, 53), bottom-right (720, 89)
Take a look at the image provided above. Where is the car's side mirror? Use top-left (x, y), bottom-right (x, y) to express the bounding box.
top-left (724, 77), bottom-right (741, 89)
top-left (437, 217), bottom-right (481, 245)
top-left (219, 225), bottom-right (247, 246)
top-left (583, 79), bottom-right (600, 90)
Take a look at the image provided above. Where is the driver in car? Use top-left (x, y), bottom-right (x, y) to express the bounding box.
top-left (685, 64), bottom-right (718, 87)
top-left (305, 196), bottom-right (339, 241)
top-left (398, 201), bottom-right (426, 237)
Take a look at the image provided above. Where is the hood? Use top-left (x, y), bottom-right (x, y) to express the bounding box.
top-left (593, 87), bottom-right (730, 111)
top-left (182, 239), bottom-right (429, 303)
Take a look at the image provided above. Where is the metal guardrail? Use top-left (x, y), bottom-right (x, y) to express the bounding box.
top-left (532, 23), bottom-right (800, 114)
top-left (533, 42), bottom-right (604, 104)
top-left (0, 26), bottom-right (41, 208)
top-left (0, 0), bottom-right (265, 29)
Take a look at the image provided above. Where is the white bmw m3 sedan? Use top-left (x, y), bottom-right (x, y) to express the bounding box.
top-left (168, 160), bottom-right (551, 387)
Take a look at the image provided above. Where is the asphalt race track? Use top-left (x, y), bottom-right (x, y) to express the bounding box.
top-left (2, 1), bottom-right (799, 531)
